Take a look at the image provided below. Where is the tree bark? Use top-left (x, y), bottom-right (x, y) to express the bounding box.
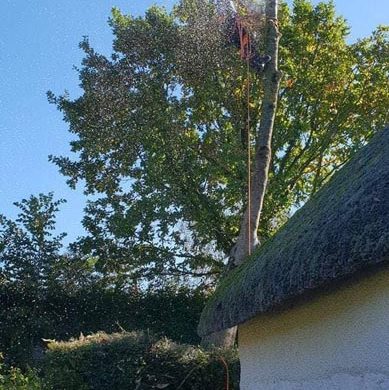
top-left (230, 0), bottom-right (282, 267)
top-left (201, 0), bottom-right (281, 349)
top-left (200, 327), bottom-right (237, 349)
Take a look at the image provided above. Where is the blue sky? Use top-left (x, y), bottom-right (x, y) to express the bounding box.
top-left (1, 0), bottom-right (388, 245)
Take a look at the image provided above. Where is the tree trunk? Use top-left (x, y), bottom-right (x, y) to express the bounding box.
top-left (230, 0), bottom-right (282, 268)
top-left (200, 0), bottom-right (281, 348)
top-left (200, 327), bottom-right (237, 349)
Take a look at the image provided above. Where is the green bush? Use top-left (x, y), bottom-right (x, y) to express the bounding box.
top-left (0, 353), bottom-right (42, 390)
top-left (0, 285), bottom-right (206, 367)
top-left (42, 331), bottom-right (239, 390)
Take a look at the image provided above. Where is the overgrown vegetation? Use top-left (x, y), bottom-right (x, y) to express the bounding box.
top-left (1, 284), bottom-right (206, 367)
top-left (1, 332), bottom-right (239, 389)
top-left (0, 194), bottom-right (207, 367)
top-left (0, 354), bottom-right (41, 390)
top-left (42, 331), bottom-right (239, 389)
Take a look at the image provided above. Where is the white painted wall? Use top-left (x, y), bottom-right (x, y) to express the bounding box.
top-left (239, 268), bottom-right (389, 390)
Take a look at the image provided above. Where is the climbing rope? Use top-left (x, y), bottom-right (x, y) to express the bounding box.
top-left (220, 356), bottom-right (230, 390)
top-left (236, 9), bottom-right (253, 257)
top-left (234, 0), bottom-right (255, 256)
top-left (246, 46), bottom-right (252, 257)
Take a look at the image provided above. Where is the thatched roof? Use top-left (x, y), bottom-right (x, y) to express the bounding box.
top-left (198, 128), bottom-right (389, 336)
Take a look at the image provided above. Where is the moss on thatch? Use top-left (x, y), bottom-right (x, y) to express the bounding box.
top-left (199, 128), bottom-right (389, 336)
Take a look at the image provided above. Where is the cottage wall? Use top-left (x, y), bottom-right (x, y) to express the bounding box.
top-left (238, 268), bottom-right (389, 390)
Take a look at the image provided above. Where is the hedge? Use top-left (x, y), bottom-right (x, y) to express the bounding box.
top-left (0, 285), bottom-right (206, 367)
top-left (42, 331), bottom-right (240, 389)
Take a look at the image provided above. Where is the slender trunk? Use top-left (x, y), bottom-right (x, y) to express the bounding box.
top-left (230, 0), bottom-right (282, 267)
top-left (201, 0), bottom-right (281, 348)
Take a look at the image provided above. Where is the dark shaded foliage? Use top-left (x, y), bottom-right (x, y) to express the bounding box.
top-left (0, 285), bottom-right (206, 367)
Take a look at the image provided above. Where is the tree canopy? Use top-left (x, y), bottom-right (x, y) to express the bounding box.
top-left (0, 193), bottom-right (66, 290)
top-left (48, 0), bottom-right (389, 287)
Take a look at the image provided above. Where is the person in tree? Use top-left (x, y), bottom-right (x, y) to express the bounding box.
top-left (225, 2), bottom-right (271, 72)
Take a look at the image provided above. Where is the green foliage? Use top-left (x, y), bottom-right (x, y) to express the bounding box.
top-left (0, 284), bottom-right (206, 367)
top-left (48, 0), bottom-right (389, 284)
top-left (0, 194), bottom-right (207, 367)
top-left (0, 193), bottom-right (66, 290)
top-left (0, 354), bottom-right (41, 390)
top-left (43, 331), bottom-right (239, 390)
top-left (269, 2), bottom-right (389, 228)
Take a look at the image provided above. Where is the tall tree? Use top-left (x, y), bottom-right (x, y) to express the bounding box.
top-left (0, 193), bottom-right (66, 290)
top-left (0, 193), bottom-right (103, 294)
top-left (203, 0), bottom-right (282, 347)
top-left (48, 0), bottom-right (388, 290)
top-left (230, 0), bottom-right (281, 267)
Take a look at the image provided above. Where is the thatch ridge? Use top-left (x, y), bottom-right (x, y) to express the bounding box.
top-left (198, 128), bottom-right (389, 336)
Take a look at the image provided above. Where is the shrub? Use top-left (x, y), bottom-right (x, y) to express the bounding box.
top-left (0, 285), bottom-right (206, 367)
top-left (42, 331), bottom-right (239, 389)
top-left (0, 353), bottom-right (42, 390)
